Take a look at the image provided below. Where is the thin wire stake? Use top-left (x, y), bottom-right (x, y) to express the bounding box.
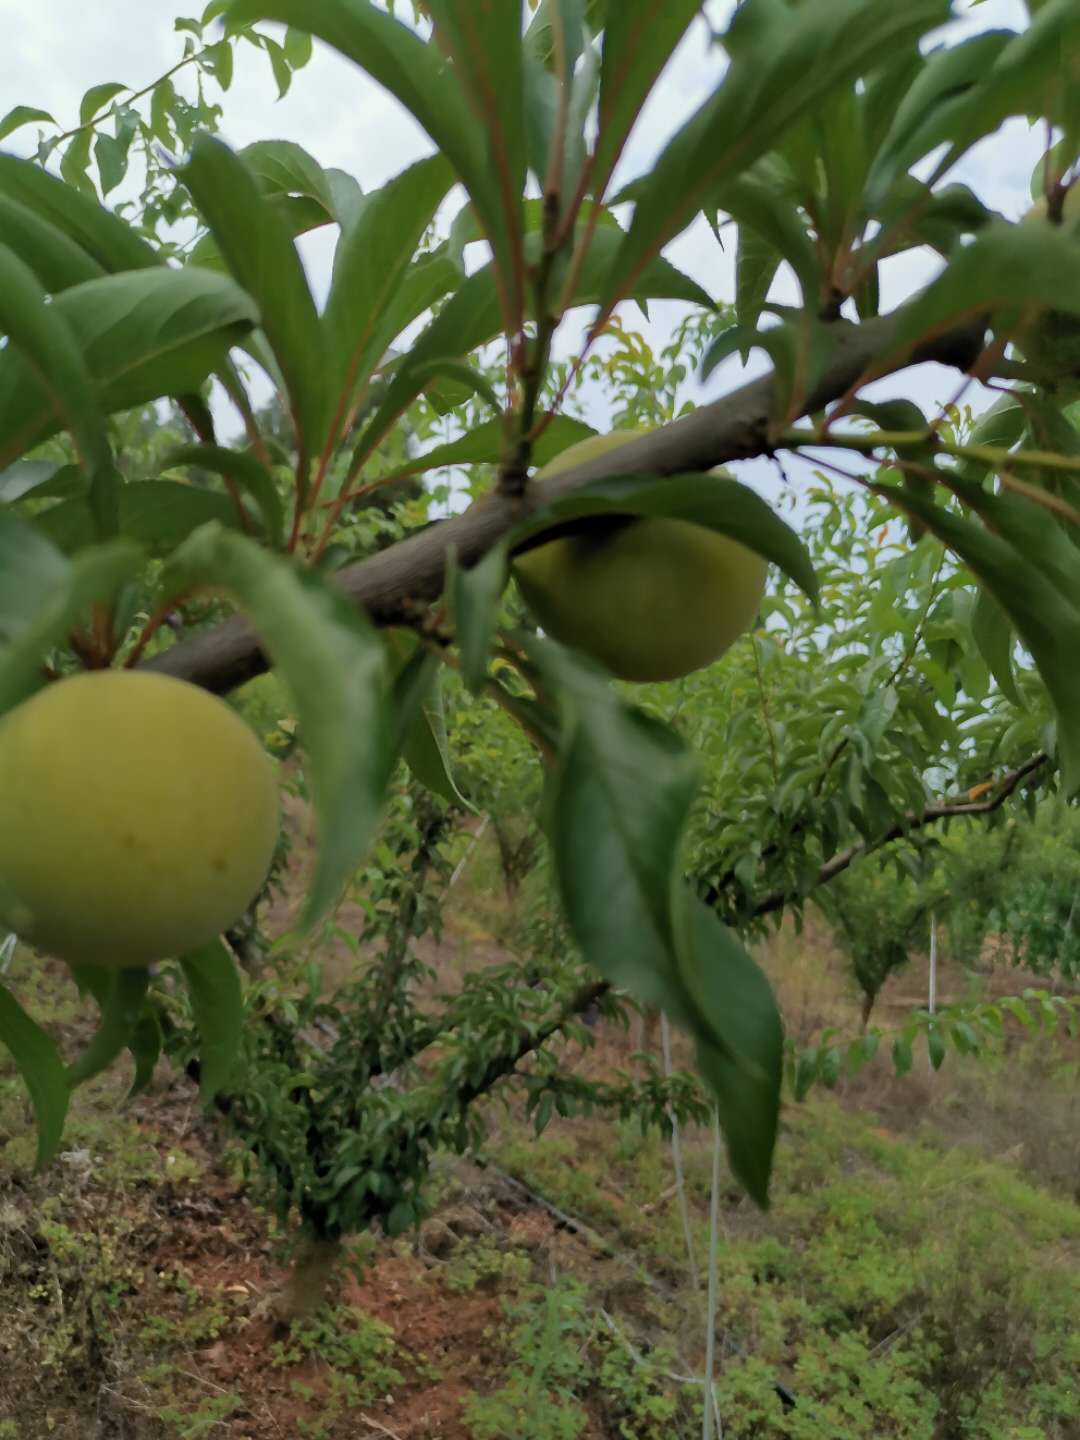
top-left (703, 1109), bottom-right (724, 1440)
top-left (660, 1011), bottom-right (699, 1290)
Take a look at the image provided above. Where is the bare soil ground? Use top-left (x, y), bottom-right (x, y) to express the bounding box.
top-left (2, 833), bottom-right (1079, 1439)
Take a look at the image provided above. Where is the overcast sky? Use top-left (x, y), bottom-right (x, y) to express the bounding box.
top-left (0, 0), bottom-right (1043, 497)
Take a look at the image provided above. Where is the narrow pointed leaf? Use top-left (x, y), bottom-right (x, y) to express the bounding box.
top-left (0, 195), bottom-right (105, 293)
top-left (180, 940), bottom-right (243, 1104)
top-left (0, 267), bottom-right (258, 468)
top-left (394, 414), bottom-right (596, 479)
top-left (0, 105), bottom-right (56, 143)
top-left (180, 135), bottom-right (327, 470)
top-left (356, 233), bottom-right (708, 458)
top-left (240, 138), bottom-right (336, 215)
top-left (591, 1), bottom-right (703, 198)
top-left (0, 980), bottom-right (69, 1169)
top-left (892, 221), bottom-right (1080, 364)
top-left (0, 534), bottom-right (142, 716)
top-left (678, 895), bottom-right (783, 1206)
top-left (163, 443), bottom-right (285, 548)
top-left (599, 0), bottom-right (949, 313)
top-left (228, 0), bottom-right (518, 328)
top-left (388, 630), bottom-right (470, 807)
top-left (34, 480), bottom-right (246, 556)
top-left (449, 543), bottom-right (511, 693)
top-left (512, 471), bottom-right (817, 603)
top-left (127, 1008), bottom-right (163, 1099)
top-left (528, 635), bottom-right (699, 1026)
top-left (885, 481), bottom-right (1080, 789)
top-left (325, 154), bottom-right (456, 442)
top-left (0, 153), bottom-right (159, 273)
top-left (426, 0), bottom-right (525, 318)
top-left (163, 524), bottom-right (393, 924)
top-left (79, 82), bottom-right (127, 124)
top-left (868, 3), bottom-right (1080, 210)
top-left (0, 243), bottom-right (116, 535)
top-left (66, 968), bottom-right (150, 1088)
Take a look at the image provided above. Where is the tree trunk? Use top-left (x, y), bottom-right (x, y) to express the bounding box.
top-left (273, 1234), bottom-right (343, 1326)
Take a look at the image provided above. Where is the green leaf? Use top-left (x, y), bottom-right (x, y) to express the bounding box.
top-left (893, 221), bottom-right (1080, 365)
top-left (94, 132), bottom-right (131, 197)
top-left (0, 195), bottom-right (105, 294)
top-left (324, 153), bottom-right (455, 444)
top-left (884, 484), bottom-right (1080, 786)
top-left (355, 234), bottom-right (709, 458)
top-left (0, 105), bottom-right (56, 143)
top-left (388, 630), bottom-right (469, 807)
top-left (523, 2), bottom-right (595, 203)
top-left (284, 24), bottom-right (314, 67)
top-left (735, 224), bottom-right (781, 348)
top-left (229, 0), bottom-right (520, 328)
top-left (0, 980), bottom-right (69, 1169)
top-left (598, 0), bottom-right (949, 313)
top-left (60, 128), bottom-right (95, 199)
top-left (0, 460), bottom-right (82, 505)
top-left (512, 471), bottom-right (818, 604)
top-left (952, 392), bottom-right (1026, 485)
top-left (66, 968), bottom-right (150, 1089)
top-left (412, 359), bottom-right (504, 417)
top-left (0, 532), bottom-right (142, 716)
top-left (127, 1009), bottom-right (163, 1099)
top-left (0, 154), bottom-right (157, 274)
top-left (677, 896), bottom-right (783, 1206)
top-left (180, 135), bottom-right (327, 473)
top-left (241, 138), bottom-right (336, 215)
top-left (0, 243), bottom-right (116, 536)
top-left (794, 1047), bottom-right (819, 1100)
top-left (425, 0), bottom-right (526, 313)
top-left (162, 524), bottom-right (392, 925)
top-left (79, 82), bottom-right (127, 124)
top-left (868, 4), bottom-right (1080, 211)
top-left (591, 1), bottom-right (702, 199)
top-left (449, 543), bottom-right (510, 693)
top-left (926, 1022), bottom-right (946, 1071)
top-left (162, 444), bottom-right (285, 548)
top-left (971, 588), bottom-right (1022, 709)
top-left (180, 940), bottom-right (243, 1104)
top-left (391, 414), bottom-right (597, 480)
top-left (260, 33), bottom-right (294, 97)
top-left (530, 635), bottom-right (699, 1026)
top-left (718, 170), bottom-right (821, 305)
top-left (202, 39), bottom-right (235, 89)
top-left (0, 513), bottom-right (77, 643)
top-left (33, 480), bottom-right (245, 556)
top-left (0, 267), bottom-right (258, 469)
top-left (892, 1032), bottom-right (913, 1076)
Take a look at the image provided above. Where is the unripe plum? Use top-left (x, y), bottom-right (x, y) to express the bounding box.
top-left (513, 432), bottom-right (768, 682)
top-left (0, 670), bottom-right (279, 967)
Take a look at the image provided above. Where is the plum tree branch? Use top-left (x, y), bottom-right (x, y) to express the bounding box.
top-left (146, 308), bottom-right (989, 695)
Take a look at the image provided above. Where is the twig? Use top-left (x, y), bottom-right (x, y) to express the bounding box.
top-left (358, 1417), bottom-right (405, 1440)
top-left (660, 1012), bottom-right (699, 1291)
top-left (702, 1111), bottom-right (724, 1440)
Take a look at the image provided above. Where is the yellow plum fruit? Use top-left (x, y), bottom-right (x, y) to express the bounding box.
top-left (0, 670), bottom-right (279, 967)
top-left (513, 432), bottom-right (768, 682)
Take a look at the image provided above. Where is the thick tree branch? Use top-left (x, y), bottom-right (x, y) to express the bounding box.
top-left (748, 752), bottom-right (1048, 921)
top-left (147, 309), bottom-right (988, 695)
